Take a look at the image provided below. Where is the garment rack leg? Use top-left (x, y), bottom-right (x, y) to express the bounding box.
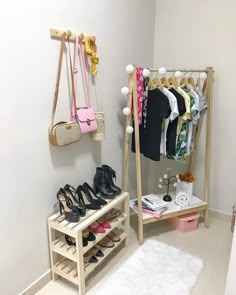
top-left (123, 73), bottom-right (134, 192)
top-left (204, 67), bottom-right (213, 228)
top-left (123, 195), bottom-right (130, 247)
top-left (132, 67), bottom-right (144, 245)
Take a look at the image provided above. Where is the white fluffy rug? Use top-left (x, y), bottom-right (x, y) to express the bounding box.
top-left (95, 239), bottom-right (203, 295)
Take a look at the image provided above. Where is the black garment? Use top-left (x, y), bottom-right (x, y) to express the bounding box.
top-left (166, 88), bottom-right (186, 155)
top-left (132, 88), bottom-right (171, 161)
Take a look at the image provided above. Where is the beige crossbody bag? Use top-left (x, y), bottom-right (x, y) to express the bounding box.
top-left (49, 33), bottom-right (81, 146)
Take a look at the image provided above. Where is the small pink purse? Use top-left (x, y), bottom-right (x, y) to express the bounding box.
top-left (71, 36), bottom-right (97, 134)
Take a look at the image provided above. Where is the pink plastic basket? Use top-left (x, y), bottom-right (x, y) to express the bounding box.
top-left (170, 212), bottom-right (200, 233)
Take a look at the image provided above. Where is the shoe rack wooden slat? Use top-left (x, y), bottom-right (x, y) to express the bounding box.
top-left (48, 192), bottom-right (130, 295)
top-left (84, 230), bottom-right (127, 277)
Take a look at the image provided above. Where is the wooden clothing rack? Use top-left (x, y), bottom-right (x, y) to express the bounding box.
top-left (123, 66), bottom-right (214, 244)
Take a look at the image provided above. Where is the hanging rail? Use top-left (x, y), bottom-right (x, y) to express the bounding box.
top-left (148, 68), bottom-right (209, 73)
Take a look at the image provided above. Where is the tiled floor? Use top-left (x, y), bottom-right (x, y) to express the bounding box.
top-left (36, 215), bottom-right (233, 295)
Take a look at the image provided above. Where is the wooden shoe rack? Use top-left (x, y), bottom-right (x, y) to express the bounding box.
top-left (48, 192), bottom-right (130, 295)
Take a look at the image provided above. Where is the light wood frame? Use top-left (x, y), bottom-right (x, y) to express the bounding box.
top-left (123, 66), bottom-right (214, 244)
top-left (48, 192), bottom-right (130, 295)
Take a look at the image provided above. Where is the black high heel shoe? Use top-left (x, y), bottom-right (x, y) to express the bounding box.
top-left (93, 167), bottom-right (116, 199)
top-left (64, 184), bottom-right (86, 217)
top-left (102, 165), bottom-right (122, 195)
top-left (77, 185), bottom-right (101, 210)
top-left (65, 234), bottom-right (88, 247)
top-left (83, 182), bottom-right (107, 206)
top-left (57, 189), bottom-right (80, 223)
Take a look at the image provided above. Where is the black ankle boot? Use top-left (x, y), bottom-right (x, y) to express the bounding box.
top-left (102, 165), bottom-right (122, 195)
top-left (93, 167), bottom-right (116, 199)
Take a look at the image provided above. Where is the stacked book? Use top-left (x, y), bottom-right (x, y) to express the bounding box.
top-left (133, 194), bottom-right (168, 218)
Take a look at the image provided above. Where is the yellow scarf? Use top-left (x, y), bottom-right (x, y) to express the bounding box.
top-left (84, 35), bottom-right (99, 76)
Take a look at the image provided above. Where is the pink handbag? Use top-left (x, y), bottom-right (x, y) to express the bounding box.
top-left (71, 36), bottom-right (97, 134)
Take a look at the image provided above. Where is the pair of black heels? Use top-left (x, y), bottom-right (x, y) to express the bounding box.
top-left (65, 229), bottom-right (96, 248)
top-left (57, 183), bottom-right (108, 222)
top-left (94, 165), bottom-right (122, 199)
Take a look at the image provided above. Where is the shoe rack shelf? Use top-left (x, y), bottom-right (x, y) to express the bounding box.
top-left (48, 192), bottom-right (130, 295)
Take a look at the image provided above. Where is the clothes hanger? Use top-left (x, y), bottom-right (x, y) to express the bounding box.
top-left (149, 72), bottom-right (163, 89)
top-left (196, 72), bottom-right (207, 91)
top-left (161, 76), bottom-right (170, 88)
top-left (180, 73), bottom-right (189, 87)
top-left (168, 73), bottom-right (179, 88)
top-left (187, 72), bottom-right (195, 88)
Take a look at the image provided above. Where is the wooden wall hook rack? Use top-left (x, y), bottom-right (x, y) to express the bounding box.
top-left (50, 28), bottom-right (96, 43)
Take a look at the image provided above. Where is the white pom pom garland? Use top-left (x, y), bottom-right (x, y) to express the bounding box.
top-left (158, 67), bottom-right (167, 75)
top-left (121, 87), bottom-right (129, 96)
top-left (158, 184), bottom-right (163, 189)
top-left (174, 71), bottom-right (182, 78)
top-left (200, 72), bottom-right (207, 80)
top-left (122, 107), bottom-right (131, 116)
top-left (126, 126), bottom-right (134, 134)
top-left (163, 174), bottom-right (168, 179)
top-left (126, 64), bottom-right (134, 74)
top-left (173, 182), bottom-right (177, 187)
top-left (142, 68), bottom-right (150, 78)
top-left (159, 177), bottom-right (163, 182)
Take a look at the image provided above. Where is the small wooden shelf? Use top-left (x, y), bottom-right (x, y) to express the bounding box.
top-left (82, 214), bottom-right (126, 254)
top-left (54, 258), bottom-right (78, 285)
top-left (84, 230), bottom-right (127, 277)
top-left (52, 237), bottom-right (77, 262)
top-left (52, 213), bottom-right (127, 258)
top-left (53, 230), bottom-right (126, 285)
top-left (130, 194), bottom-right (207, 224)
top-left (49, 192), bottom-right (129, 237)
top-left (48, 192), bottom-right (130, 295)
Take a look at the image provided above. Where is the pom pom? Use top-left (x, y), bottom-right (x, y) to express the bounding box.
top-left (158, 67), bottom-right (167, 75)
top-left (126, 64), bottom-right (134, 74)
top-left (142, 68), bottom-right (150, 78)
top-left (158, 184), bottom-right (162, 189)
top-left (126, 126), bottom-right (134, 134)
top-left (173, 182), bottom-right (177, 187)
top-left (121, 87), bottom-right (129, 96)
top-left (176, 174), bottom-right (179, 179)
top-left (159, 177), bottom-right (163, 183)
top-left (200, 72), bottom-right (207, 80)
top-left (122, 107), bottom-right (131, 116)
top-left (163, 174), bottom-right (168, 179)
top-left (174, 71), bottom-right (182, 78)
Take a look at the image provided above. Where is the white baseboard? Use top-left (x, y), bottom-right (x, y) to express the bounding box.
top-left (209, 208), bottom-right (231, 222)
top-left (19, 270), bottom-right (51, 295)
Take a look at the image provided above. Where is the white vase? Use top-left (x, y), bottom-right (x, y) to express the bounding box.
top-left (176, 181), bottom-right (193, 199)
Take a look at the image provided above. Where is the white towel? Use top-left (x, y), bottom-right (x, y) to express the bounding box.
top-left (175, 192), bottom-right (190, 206)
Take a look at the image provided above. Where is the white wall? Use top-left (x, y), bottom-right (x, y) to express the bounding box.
top-left (0, 1), bottom-right (156, 294)
top-left (154, 0), bottom-right (236, 214)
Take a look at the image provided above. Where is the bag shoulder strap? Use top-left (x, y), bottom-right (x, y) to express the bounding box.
top-left (72, 36), bottom-right (92, 113)
top-left (71, 35), bottom-right (79, 120)
top-left (51, 33), bottom-right (77, 125)
top-left (51, 34), bottom-right (65, 125)
top-left (79, 39), bottom-right (92, 108)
